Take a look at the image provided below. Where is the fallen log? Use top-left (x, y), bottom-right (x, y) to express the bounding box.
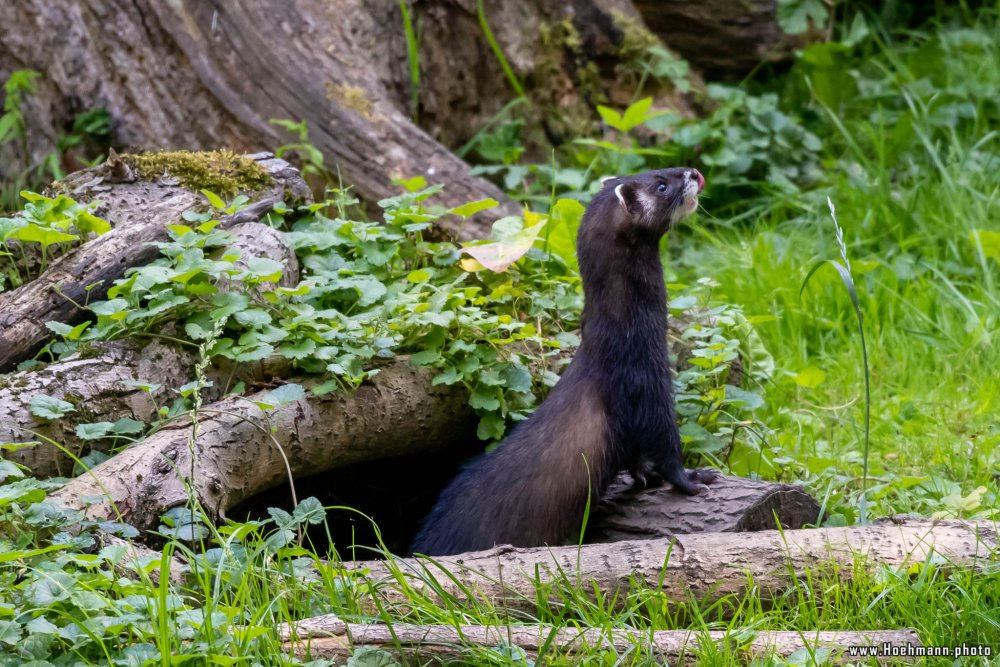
top-left (1, 340), bottom-right (197, 477)
top-left (1, 218), bottom-right (299, 478)
top-left (281, 614), bottom-right (921, 665)
top-left (0, 151), bottom-right (309, 372)
top-left (349, 519), bottom-right (999, 613)
top-left (50, 359), bottom-right (474, 531)
top-left (0, 338), bottom-right (293, 478)
top-left (588, 473), bottom-right (821, 541)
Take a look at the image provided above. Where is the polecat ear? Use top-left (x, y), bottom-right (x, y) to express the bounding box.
top-left (600, 175), bottom-right (620, 186)
top-left (614, 183), bottom-right (637, 218)
top-left (614, 183), bottom-right (628, 212)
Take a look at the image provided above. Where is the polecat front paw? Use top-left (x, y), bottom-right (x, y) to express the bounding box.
top-left (668, 468), bottom-right (720, 495)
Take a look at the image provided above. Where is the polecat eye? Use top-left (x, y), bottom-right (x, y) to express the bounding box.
top-left (657, 183), bottom-right (668, 193)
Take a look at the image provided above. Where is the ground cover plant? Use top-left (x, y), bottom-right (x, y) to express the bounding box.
top-left (0, 3), bottom-right (999, 666)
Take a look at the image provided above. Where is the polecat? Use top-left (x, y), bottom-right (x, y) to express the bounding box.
top-left (410, 168), bottom-right (718, 556)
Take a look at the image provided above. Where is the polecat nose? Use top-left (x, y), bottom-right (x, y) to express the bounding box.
top-left (691, 169), bottom-right (705, 192)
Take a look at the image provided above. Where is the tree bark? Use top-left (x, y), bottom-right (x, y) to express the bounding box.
top-left (49, 359), bottom-right (475, 530)
top-left (0, 152), bottom-right (308, 372)
top-left (1, 340), bottom-right (195, 478)
top-left (588, 473), bottom-right (821, 541)
top-left (281, 615), bottom-right (922, 665)
top-left (348, 519), bottom-right (999, 612)
top-left (0, 0), bottom-right (691, 237)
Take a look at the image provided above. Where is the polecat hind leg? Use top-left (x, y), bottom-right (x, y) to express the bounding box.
top-left (665, 467), bottom-right (720, 495)
top-left (628, 458), bottom-right (663, 489)
top-left (688, 468), bottom-right (721, 485)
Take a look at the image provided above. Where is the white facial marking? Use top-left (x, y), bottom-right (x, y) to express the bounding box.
top-left (636, 188), bottom-right (657, 217)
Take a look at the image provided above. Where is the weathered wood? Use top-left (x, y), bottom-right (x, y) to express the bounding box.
top-left (0, 0), bottom-right (508, 234)
top-left (588, 473), bottom-right (820, 541)
top-left (281, 614), bottom-right (922, 665)
top-left (1, 340), bottom-right (195, 477)
top-left (0, 153), bottom-right (307, 372)
top-left (350, 519), bottom-right (999, 612)
top-left (50, 359), bottom-right (474, 531)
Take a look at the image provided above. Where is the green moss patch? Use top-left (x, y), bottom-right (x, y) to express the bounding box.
top-left (127, 150), bottom-right (273, 198)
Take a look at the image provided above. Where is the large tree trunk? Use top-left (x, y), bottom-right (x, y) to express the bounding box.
top-left (0, 0), bottom-right (692, 237)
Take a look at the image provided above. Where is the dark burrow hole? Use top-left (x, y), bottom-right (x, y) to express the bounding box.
top-left (229, 440), bottom-right (478, 558)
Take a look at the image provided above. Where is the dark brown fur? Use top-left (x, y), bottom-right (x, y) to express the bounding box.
top-left (409, 168), bottom-right (718, 556)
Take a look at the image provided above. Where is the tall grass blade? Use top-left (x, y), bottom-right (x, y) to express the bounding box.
top-left (800, 199), bottom-right (871, 524)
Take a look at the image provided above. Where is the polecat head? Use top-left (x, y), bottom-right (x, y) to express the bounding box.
top-left (602, 168), bottom-right (704, 236)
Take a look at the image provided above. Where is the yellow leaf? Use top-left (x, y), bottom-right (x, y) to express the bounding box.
top-left (523, 208), bottom-right (545, 227)
top-left (795, 367), bottom-right (826, 388)
top-left (459, 257), bottom-right (485, 272)
top-left (971, 229), bottom-right (1000, 262)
